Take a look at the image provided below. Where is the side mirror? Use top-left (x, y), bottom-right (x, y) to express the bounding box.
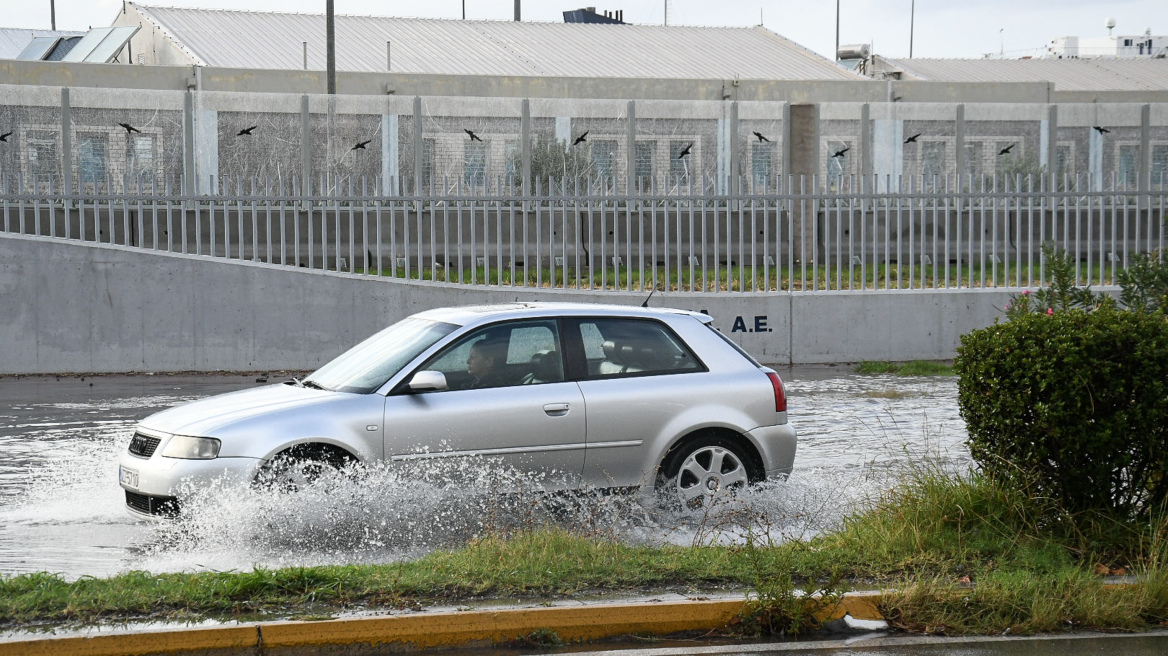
top-left (408, 370), bottom-right (448, 392)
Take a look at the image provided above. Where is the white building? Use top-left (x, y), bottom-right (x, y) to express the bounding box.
top-left (1047, 32), bottom-right (1167, 59)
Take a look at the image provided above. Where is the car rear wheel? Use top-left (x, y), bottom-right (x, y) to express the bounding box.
top-left (657, 436), bottom-right (752, 511)
top-left (255, 445), bottom-right (353, 492)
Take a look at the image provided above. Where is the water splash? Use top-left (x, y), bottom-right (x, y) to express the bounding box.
top-left (0, 371), bottom-right (971, 579)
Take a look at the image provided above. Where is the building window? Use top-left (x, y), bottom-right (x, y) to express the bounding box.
top-left (77, 134), bottom-right (108, 185)
top-left (131, 134), bottom-right (154, 184)
top-left (420, 138), bottom-right (434, 185)
top-left (464, 141), bottom-right (487, 188)
top-left (504, 140), bottom-right (519, 181)
top-left (921, 141), bottom-right (946, 181)
top-left (26, 133), bottom-right (58, 181)
top-left (964, 142), bottom-right (984, 179)
top-left (826, 140), bottom-right (851, 190)
top-left (1152, 145), bottom-right (1167, 188)
top-left (1055, 145), bottom-right (1072, 180)
top-left (1118, 145), bottom-right (1138, 189)
top-left (635, 141), bottom-right (655, 189)
top-left (669, 140), bottom-right (691, 182)
top-left (751, 143), bottom-right (773, 189)
top-left (591, 140), bottom-right (617, 181)
top-left (993, 142), bottom-right (1017, 176)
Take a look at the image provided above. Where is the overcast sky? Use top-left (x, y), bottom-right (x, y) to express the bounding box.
top-left (7, 0), bottom-right (1167, 60)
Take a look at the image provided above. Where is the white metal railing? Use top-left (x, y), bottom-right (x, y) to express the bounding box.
top-left (2, 173), bottom-right (1164, 293)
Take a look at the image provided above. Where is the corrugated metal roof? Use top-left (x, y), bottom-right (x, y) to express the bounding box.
top-left (0, 28), bottom-right (84, 60)
top-left (886, 57), bottom-right (1168, 91)
top-left (129, 3), bottom-right (860, 81)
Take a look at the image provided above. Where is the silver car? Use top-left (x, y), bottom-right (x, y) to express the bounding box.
top-left (118, 303), bottom-right (796, 517)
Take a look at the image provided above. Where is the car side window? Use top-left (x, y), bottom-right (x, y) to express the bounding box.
top-left (419, 320), bottom-right (565, 390)
top-left (576, 319), bottom-right (702, 378)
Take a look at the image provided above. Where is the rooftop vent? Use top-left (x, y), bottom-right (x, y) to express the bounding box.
top-left (564, 7), bottom-right (625, 24)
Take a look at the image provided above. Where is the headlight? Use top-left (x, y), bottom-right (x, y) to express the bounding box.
top-left (161, 435), bottom-right (221, 459)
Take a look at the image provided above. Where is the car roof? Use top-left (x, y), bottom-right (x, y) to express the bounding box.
top-left (411, 303), bottom-right (713, 327)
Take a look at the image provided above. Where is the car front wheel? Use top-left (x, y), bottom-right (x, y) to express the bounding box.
top-left (657, 436), bottom-right (752, 511)
top-left (254, 445), bottom-right (353, 492)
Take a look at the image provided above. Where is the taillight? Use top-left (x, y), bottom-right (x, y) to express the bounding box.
top-left (766, 372), bottom-right (787, 412)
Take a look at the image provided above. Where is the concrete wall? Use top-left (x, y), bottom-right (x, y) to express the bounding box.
top-left (0, 232), bottom-right (1019, 374)
top-left (7, 59), bottom-right (1167, 104)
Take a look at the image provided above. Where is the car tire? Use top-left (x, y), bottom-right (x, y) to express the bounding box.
top-left (254, 445), bottom-right (353, 492)
top-left (656, 435), bottom-right (754, 511)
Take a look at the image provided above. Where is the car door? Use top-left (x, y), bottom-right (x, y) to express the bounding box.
top-left (381, 319), bottom-right (586, 488)
top-left (567, 317), bottom-right (708, 488)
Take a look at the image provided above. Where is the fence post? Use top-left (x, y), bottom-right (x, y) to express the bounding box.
top-left (781, 102), bottom-right (792, 180)
top-left (413, 96), bottom-right (423, 196)
top-left (626, 100), bottom-right (636, 195)
top-left (1046, 104), bottom-right (1058, 188)
top-left (521, 98), bottom-right (531, 197)
top-left (788, 103), bottom-right (818, 266)
top-left (60, 88), bottom-right (72, 199)
top-left (1140, 103), bottom-right (1152, 210)
top-left (860, 103), bottom-right (872, 182)
top-left (729, 101), bottom-right (739, 196)
top-left (183, 91), bottom-right (195, 197)
top-left (300, 94), bottom-right (311, 200)
top-left (954, 104), bottom-right (966, 186)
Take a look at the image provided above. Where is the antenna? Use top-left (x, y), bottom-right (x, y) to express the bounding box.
top-left (641, 288), bottom-right (655, 308)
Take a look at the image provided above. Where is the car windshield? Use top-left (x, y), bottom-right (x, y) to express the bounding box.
top-left (306, 318), bottom-right (458, 394)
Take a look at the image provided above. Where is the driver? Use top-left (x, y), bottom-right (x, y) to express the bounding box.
top-left (465, 339), bottom-right (509, 389)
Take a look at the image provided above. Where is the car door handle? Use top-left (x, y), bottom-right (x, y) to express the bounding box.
top-left (543, 402), bottom-right (571, 416)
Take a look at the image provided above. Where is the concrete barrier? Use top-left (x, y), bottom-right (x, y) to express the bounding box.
top-left (0, 232), bottom-right (1022, 374)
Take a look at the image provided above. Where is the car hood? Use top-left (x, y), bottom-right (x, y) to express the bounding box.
top-left (140, 383), bottom-right (338, 437)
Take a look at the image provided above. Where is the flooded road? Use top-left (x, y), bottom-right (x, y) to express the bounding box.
top-left (0, 367), bottom-right (969, 579)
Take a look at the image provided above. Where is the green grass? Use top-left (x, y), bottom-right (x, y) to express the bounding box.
top-left (337, 262), bottom-right (1121, 292)
top-left (3, 467), bottom-right (1168, 635)
top-left (855, 361), bottom-right (955, 376)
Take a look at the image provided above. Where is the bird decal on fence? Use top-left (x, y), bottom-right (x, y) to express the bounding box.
top-left (464, 129), bottom-right (483, 142)
top-left (1093, 126), bottom-right (1110, 135)
top-left (831, 146), bottom-right (850, 158)
top-left (236, 126), bottom-right (257, 137)
top-left (998, 143), bottom-right (1016, 156)
top-left (351, 140), bottom-right (371, 151)
top-left (753, 131), bottom-right (770, 143)
top-left (119, 123), bottom-right (140, 134)
top-left (0, 132), bottom-right (11, 142)
top-left (905, 133), bottom-right (922, 144)
top-left (572, 131), bottom-right (589, 146)
top-left (676, 143), bottom-right (693, 159)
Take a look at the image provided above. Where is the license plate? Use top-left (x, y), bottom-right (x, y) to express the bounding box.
top-left (120, 466), bottom-right (139, 489)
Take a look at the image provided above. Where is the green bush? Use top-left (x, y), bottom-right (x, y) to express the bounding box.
top-left (1117, 250), bottom-right (1168, 316)
top-left (955, 306), bottom-right (1168, 519)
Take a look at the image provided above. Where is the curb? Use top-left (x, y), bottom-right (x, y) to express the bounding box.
top-left (0, 593), bottom-right (884, 656)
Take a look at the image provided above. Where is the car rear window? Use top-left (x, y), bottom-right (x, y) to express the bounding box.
top-left (576, 318), bottom-right (704, 378)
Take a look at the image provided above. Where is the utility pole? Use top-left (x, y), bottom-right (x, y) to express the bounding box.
top-left (909, 0), bottom-right (915, 58)
top-left (835, 0), bottom-right (840, 60)
top-left (514, 0), bottom-right (520, 21)
top-left (51, 0), bottom-right (57, 30)
top-left (664, 0), bottom-right (668, 26)
top-left (326, 0), bottom-right (336, 94)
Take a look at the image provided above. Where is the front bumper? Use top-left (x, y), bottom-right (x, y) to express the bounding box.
top-left (118, 450), bottom-right (263, 518)
top-left (747, 423), bottom-right (798, 479)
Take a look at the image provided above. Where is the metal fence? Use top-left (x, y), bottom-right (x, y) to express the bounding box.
top-left (3, 173), bottom-right (1165, 293)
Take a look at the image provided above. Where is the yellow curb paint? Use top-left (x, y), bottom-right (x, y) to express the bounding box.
top-left (0, 625), bottom-right (256, 656)
top-left (263, 599), bottom-right (745, 649)
top-left (0, 593), bottom-right (888, 656)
